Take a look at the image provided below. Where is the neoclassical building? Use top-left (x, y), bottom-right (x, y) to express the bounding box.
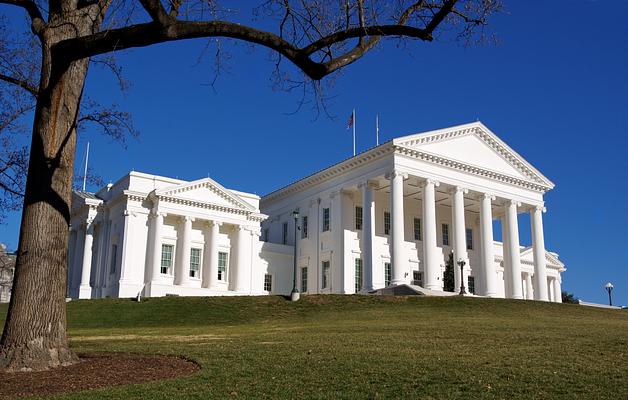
top-left (68, 121), bottom-right (565, 302)
top-left (261, 122), bottom-right (565, 302)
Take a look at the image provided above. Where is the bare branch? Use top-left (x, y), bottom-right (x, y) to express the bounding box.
top-left (0, 73), bottom-right (37, 97)
top-left (0, 0), bottom-right (45, 35)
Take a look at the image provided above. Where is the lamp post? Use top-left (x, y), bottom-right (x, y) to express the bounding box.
top-left (605, 282), bottom-right (613, 306)
top-left (291, 210), bottom-right (300, 301)
top-left (457, 258), bottom-right (466, 295)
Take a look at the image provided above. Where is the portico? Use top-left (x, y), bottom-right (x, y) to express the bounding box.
top-left (260, 122), bottom-right (566, 301)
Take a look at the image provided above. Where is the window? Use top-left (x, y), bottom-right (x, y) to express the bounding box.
top-left (322, 208), bottom-right (330, 232)
top-left (468, 276), bottom-right (475, 294)
top-left (384, 211), bottom-right (391, 235)
top-left (301, 267), bottom-right (308, 293)
top-left (218, 252), bottom-right (228, 281)
top-left (263, 228), bottom-right (269, 242)
top-left (110, 244), bottom-right (118, 274)
top-left (160, 244), bottom-right (173, 275)
top-left (282, 222), bottom-right (288, 245)
top-left (466, 228), bottom-right (473, 250)
top-left (442, 224), bottom-right (450, 246)
top-left (264, 274), bottom-right (272, 292)
top-left (189, 248), bottom-right (201, 278)
top-left (322, 261), bottom-right (330, 289)
top-left (301, 216), bottom-right (308, 239)
top-left (355, 258), bottom-right (363, 292)
top-left (355, 206), bottom-right (363, 230)
top-left (414, 218), bottom-right (422, 241)
top-left (412, 271), bottom-right (423, 287)
top-left (384, 262), bottom-right (392, 286)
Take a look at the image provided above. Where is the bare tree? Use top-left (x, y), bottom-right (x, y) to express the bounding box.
top-left (0, 0), bottom-right (500, 371)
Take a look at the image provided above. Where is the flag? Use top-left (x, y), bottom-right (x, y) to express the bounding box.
top-left (346, 112), bottom-right (354, 130)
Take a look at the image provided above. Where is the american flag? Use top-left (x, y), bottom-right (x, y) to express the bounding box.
top-left (346, 112), bottom-right (354, 130)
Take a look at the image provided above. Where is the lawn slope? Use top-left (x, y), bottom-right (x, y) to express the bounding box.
top-left (1, 295), bottom-right (626, 399)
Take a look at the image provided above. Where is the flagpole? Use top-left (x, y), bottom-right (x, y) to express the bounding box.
top-left (376, 114), bottom-right (379, 146)
top-left (352, 108), bottom-right (356, 156)
top-left (82, 141), bottom-right (89, 191)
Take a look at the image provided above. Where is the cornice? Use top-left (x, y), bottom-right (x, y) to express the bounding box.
top-left (262, 144), bottom-right (394, 204)
top-left (394, 145), bottom-right (552, 193)
top-left (157, 178), bottom-right (254, 212)
top-left (394, 123), bottom-right (555, 189)
top-left (155, 194), bottom-right (267, 222)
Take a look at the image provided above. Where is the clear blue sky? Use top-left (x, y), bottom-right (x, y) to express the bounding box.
top-left (1, 1), bottom-right (627, 306)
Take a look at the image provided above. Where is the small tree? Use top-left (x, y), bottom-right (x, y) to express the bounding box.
top-left (443, 252), bottom-right (455, 292)
top-left (561, 291), bottom-right (578, 304)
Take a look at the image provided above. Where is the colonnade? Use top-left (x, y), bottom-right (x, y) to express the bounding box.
top-left (359, 170), bottom-right (558, 302)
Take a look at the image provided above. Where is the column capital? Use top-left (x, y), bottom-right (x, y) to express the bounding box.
top-left (206, 220), bottom-right (223, 228)
top-left (150, 209), bottom-right (166, 218)
top-left (478, 193), bottom-right (496, 201)
top-left (385, 170), bottom-right (408, 180)
top-left (420, 178), bottom-right (440, 188)
top-left (358, 180), bottom-right (379, 190)
top-left (505, 199), bottom-right (522, 208)
top-left (531, 205), bottom-right (547, 213)
top-left (449, 186), bottom-right (468, 195)
top-left (180, 215), bottom-right (195, 223)
top-left (309, 197), bottom-right (321, 207)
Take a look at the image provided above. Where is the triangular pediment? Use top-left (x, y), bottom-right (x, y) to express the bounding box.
top-left (156, 177), bottom-right (255, 211)
top-left (394, 122), bottom-right (554, 188)
top-left (519, 247), bottom-right (565, 269)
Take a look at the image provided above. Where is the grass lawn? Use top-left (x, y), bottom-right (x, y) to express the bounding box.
top-left (1, 295), bottom-right (627, 399)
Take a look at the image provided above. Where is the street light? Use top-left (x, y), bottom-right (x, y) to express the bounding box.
top-left (457, 258), bottom-right (466, 295)
top-left (291, 210), bottom-right (300, 302)
top-left (605, 282), bottom-right (613, 306)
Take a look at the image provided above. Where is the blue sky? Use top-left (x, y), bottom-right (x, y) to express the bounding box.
top-left (1, 1), bottom-right (627, 306)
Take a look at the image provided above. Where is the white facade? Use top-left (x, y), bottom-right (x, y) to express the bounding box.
top-left (260, 122), bottom-right (566, 302)
top-left (68, 122), bottom-right (566, 302)
top-left (68, 172), bottom-right (293, 299)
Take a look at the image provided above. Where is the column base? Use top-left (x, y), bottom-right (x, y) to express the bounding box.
top-left (78, 285), bottom-right (92, 299)
top-left (424, 284), bottom-right (442, 291)
top-left (390, 279), bottom-right (406, 286)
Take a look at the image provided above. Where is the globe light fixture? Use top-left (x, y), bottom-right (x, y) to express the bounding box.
top-left (457, 258), bottom-right (466, 295)
top-left (605, 282), bottom-right (613, 306)
top-left (291, 210), bottom-right (300, 302)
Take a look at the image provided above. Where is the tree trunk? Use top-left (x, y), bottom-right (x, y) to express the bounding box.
top-left (0, 16), bottom-right (94, 371)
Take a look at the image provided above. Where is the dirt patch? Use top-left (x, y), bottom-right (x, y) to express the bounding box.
top-left (0, 352), bottom-right (200, 399)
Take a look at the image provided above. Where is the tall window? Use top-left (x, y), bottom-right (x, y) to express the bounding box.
top-left (301, 216), bottom-right (308, 239)
top-left (354, 258), bottom-right (363, 292)
top-left (264, 274), bottom-right (272, 292)
top-left (466, 228), bottom-right (473, 250)
top-left (322, 261), bottom-right (330, 289)
top-left (218, 252), bottom-right (228, 281)
top-left (160, 244), bottom-right (173, 275)
top-left (442, 224), bottom-right (450, 246)
top-left (355, 206), bottom-right (363, 230)
top-left (263, 228), bottom-right (269, 242)
top-left (322, 208), bottom-right (330, 231)
top-left (414, 218), bottom-right (422, 241)
top-left (384, 262), bottom-right (392, 286)
top-left (110, 244), bottom-right (118, 274)
top-left (282, 222), bottom-right (288, 244)
top-left (384, 211), bottom-right (391, 235)
top-left (468, 276), bottom-right (475, 294)
top-left (189, 248), bottom-right (201, 278)
top-left (301, 266), bottom-right (308, 293)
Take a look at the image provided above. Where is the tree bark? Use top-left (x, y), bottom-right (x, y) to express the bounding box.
top-left (0, 13), bottom-right (95, 372)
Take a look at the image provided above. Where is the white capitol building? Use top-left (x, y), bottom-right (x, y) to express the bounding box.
top-left (67, 122), bottom-right (566, 302)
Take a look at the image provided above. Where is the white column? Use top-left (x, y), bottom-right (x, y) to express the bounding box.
top-left (235, 225), bottom-right (250, 292)
top-left (479, 193), bottom-right (498, 297)
top-left (78, 220), bottom-right (95, 299)
top-left (389, 171), bottom-right (407, 285)
top-left (530, 206), bottom-right (549, 301)
top-left (175, 216), bottom-right (193, 286)
top-left (202, 221), bottom-right (220, 289)
top-left (504, 200), bottom-right (523, 299)
top-left (149, 211), bottom-right (164, 283)
top-left (451, 186), bottom-right (468, 293)
top-left (553, 277), bottom-right (562, 303)
top-left (360, 181), bottom-right (376, 292)
top-left (422, 179), bottom-right (440, 290)
top-left (525, 272), bottom-right (533, 300)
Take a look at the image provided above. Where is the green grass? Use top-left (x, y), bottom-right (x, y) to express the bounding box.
top-left (1, 295), bottom-right (627, 399)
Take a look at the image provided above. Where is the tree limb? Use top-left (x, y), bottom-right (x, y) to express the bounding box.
top-left (0, 73), bottom-right (37, 97)
top-left (0, 0), bottom-right (45, 36)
